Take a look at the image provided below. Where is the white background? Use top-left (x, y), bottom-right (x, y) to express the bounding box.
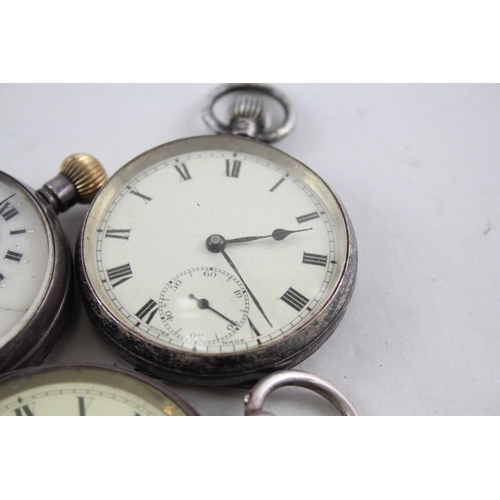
top-left (0, 82), bottom-right (498, 416)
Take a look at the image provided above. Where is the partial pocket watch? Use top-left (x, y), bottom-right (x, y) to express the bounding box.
top-left (0, 364), bottom-right (197, 416)
top-left (0, 155), bottom-right (107, 373)
top-left (77, 84), bottom-right (357, 386)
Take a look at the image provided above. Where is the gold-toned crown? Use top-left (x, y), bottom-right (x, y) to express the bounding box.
top-left (59, 153), bottom-right (108, 204)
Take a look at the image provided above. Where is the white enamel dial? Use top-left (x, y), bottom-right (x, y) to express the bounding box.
top-left (0, 173), bottom-right (53, 349)
top-left (0, 365), bottom-right (194, 416)
top-left (85, 144), bottom-right (349, 356)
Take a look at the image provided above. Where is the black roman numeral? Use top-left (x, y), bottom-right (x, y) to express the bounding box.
top-left (270, 177), bottom-right (286, 192)
top-left (130, 189), bottom-right (152, 203)
top-left (0, 201), bottom-right (19, 221)
top-left (174, 163), bottom-right (191, 181)
top-left (105, 228), bottom-right (131, 240)
top-left (78, 396), bottom-right (94, 416)
top-left (226, 159), bottom-right (241, 178)
top-left (296, 212), bottom-right (320, 224)
top-left (135, 299), bottom-right (159, 325)
top-left (280, 287), bottom-right (310, 312)
top-left (15, 405), bottom-right (34, 416)
top-left (106, 263), bottom-right (133, 287)
top-left (10, 229), bottom-right (26, 235)
top-left (302, 252), bottom-right (328, 267)
top-left (0, 273), bottom-right (4, 282)
top-left (4, 250), bottom-right (22, 262)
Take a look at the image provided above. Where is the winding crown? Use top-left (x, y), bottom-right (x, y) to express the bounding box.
top-left (231, 95), bottom-right (269, 129)
top-left (59, 153), bottom-right (108, 204)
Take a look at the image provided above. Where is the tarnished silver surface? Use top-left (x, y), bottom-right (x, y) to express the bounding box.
top-left (244, 370), bottom-right (359, 416)
top-left (201, 83), bottom-right (297, 143)
top-left (37, 173), bottom-right (79, 215)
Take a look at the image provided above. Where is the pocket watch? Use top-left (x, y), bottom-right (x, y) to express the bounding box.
top-left (0, 364), bottom-right (197, 415)
top-left (0, 154), bottom-right (107, 373)
top-left (76, 84), bottom-right (357, 387)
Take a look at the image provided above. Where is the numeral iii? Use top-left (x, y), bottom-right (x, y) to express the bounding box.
top-left (302, 252), bottom-right (328, 267)
top-left (296, 212), bottom-right (320, 224)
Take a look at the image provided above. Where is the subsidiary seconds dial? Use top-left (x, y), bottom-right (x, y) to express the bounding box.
top-left (159, 267), bottom-right (249, 347)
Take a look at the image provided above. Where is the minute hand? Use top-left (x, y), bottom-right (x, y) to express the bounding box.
top-left (225, 228), bottom-right (312, 244)
top-left (219, 247), bottom-right (273, 328)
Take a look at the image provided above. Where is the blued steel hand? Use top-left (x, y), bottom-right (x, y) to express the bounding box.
top-left (225, 227), bottom-right (312, 244)
top-left (188, 294), bottom-right (237, 325)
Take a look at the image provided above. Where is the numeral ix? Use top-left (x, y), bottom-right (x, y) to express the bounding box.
top-left (106, 263), bottom-right (133, 287)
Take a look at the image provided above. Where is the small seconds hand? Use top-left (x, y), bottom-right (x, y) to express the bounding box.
top-left (188, 294), bottom-right (237, 325)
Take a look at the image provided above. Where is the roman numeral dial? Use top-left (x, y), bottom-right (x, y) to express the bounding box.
top-left (0, 174), bottom-right (56, 346)
top-left (90, 146), bottom-right (345, 359)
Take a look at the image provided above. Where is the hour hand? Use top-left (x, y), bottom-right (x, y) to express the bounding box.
top-left (224, 227), bottom-right (313, 245)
